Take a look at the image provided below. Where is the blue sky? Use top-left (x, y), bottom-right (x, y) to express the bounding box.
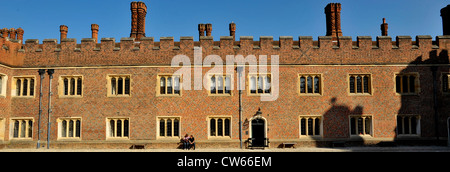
top-left (1, 0), bottom-right (448, 42)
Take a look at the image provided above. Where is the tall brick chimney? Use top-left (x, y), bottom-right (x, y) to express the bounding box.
top-left (60, 25), bottom-right (68, 41)
top-left (9, 28), bottom-right (16, 39)
top-left (1, 28), bottom-right (8, 38)
top-left (198, 24), bottom-right (205, 37)
top-left (130, 1), bottom-right (147, 41)
top-left (381, 18), bottom-right (388, 36)
top-left (441, 5), bottom-right (450, 35)
top-left (91, 24), bottom-right (99, 43)
top-left (205, 23), bottom-right (212, 37)
top-left (229, 22), bottom-right (236, 40)
top-left (16, 27), bottom-right (24, 41)
top-left (325, 3), bottom-right (343, 41)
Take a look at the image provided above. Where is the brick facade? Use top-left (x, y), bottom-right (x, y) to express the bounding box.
top-left (0, 2), bottom-right (449, 149)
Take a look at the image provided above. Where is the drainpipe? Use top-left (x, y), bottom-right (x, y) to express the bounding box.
top-left (37, 69), bottom-right (45, 149)
top-left (431, 66), bottom-right (439, 141)
top-left (447, 117), bottom-right (450, 147)
top-left (236, 66), bottom-right (244, 149)
top-left (46, 69), bottom-right (54, 149)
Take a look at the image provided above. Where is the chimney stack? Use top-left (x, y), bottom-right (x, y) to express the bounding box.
top-left (9, 28), bottom-right (16, 39)
top-left (1, 28), bottom-right (8, 38)
top-left (205, 23), bottom-right (212, 36)
top-left (130, 1), bottom-right (147, 41)
top-left (381, 18), bottom-right (388, 36)
top-left (324, 3), bottom-right (343, 41)
top-left (91, 24), bottom-right (99, 43)
top-left (229, 22), bottom-right (236, 40)
top-left (60, 25), bottom-right (68, 41)
top-left (198, 24), bottom-right (205, 37)
top-left (16, 27), bottom-right (24, 41)
top-left (441, 5), bottom-right (450, 35)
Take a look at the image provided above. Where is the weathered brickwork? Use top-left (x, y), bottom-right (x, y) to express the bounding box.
top-left (0, 2), bottom-right (449, 149)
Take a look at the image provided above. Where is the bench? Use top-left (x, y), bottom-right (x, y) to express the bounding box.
top-left (129, 145), bottom-right (145, 149)
top-left (281, 142), bottom-right (296, 149)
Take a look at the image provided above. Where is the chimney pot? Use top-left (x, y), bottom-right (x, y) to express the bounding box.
top-left (60, 25), bottom-right (68, 41)
top-left (441, 5), bottom-right (450, 35)
top-left (91, 24), bottom-right (99, 43)
top-left (205, 23), bottom-right (212, 37)
top-left (381, 18), bottom-right (389, 36)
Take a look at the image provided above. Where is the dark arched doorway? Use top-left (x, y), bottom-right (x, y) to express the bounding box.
top-left (251, 118), bottom-right (266, 147)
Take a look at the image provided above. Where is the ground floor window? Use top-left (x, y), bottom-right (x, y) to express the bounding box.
top-left (299, 116), bottom-right (322, 137)
top-left (58, 118), bottom-right (81, 139)
top-left (11, 118), bottom-right (33, 139)
top-left (107, 118), bottom-right (129, 139)
top-left (349, 116), bottom-right (372, 136)
top-left (158, 117), bottom-right (180, 138)
top-left (397, 115), bottom-right (420, 136)
top-left (209, 117), bottom-right (231, 138)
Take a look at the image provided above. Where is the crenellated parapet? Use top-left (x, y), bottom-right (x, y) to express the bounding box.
top-left (7, 35), bottom-right (448, 67)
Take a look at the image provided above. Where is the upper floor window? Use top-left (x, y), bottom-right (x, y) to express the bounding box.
top-left (0, 74), bottom-right (7, 97)
top-left (249, 74), bottom-right (271, 95)
top-left (12, 76), bottom-right (35, 97)
top-left (60, 76), bottom-right (83, 97)
top-left (158, 75), bottom-right (181, 96)
top-left (209, 74), bottom-right (231, 95)
top-left (395, 73), bottom-right (419, 95)
top-left (349, 74), bottom-right (371, 95)
top-left (299, 74), bottom-right (322, 95)
top-left (107, 75), bottom-right (131, 97)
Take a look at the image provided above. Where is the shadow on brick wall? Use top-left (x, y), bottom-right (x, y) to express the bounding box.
top-left (387, 49), bottom-right (449, 146)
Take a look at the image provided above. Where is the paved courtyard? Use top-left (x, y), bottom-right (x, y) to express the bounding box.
top-left (1, 146), bottom-right (449, 152)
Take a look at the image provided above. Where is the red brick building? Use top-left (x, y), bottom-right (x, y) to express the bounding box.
top-left (0, 2), bottom-right (449, 149)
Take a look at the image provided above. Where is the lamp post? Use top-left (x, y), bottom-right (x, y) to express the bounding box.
top-left (36, 69), bottom-right (45, 149)
top-left (236, 66), bottom-right (244, 149)
top-left (46, 69), bottom-right (54, 149)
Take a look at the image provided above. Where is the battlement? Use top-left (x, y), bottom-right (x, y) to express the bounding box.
top-left (0, 35), bottom-right (444, 67)
top-left (1, 2), bottom-right (449, 67)
top-left (19, 35), bottom-right (450, 52)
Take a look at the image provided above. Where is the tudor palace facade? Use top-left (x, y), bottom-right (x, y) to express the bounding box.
top-left (0, 2), bottom-right (450, 149)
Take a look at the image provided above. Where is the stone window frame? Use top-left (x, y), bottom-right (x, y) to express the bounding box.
top-left (298, 74), bottom-right (323, 96)
top-left (349, 115), bottom-right (373, 137)
top-left (298, 115), bottom-right (323, 138)
top-left (106, 117), bottom-right (130, 140)
top-left (396, 114), bottom-right (421, 137)
top-left (156, 74), bottom-right (182, 97)
top-left (394, 72), bottom-right (420, 95)
top-left (106, 74), bottom-right (132, 97)
top-left (156, 116), bottom-right (181, 140)
top-left (57, 117), bottom-right (82, 140)
top-left (58, 75), bottom-right (84, 98)
top-left (348, 74), bottom-right (372, 96)
top-left (0, 118), bottom-right (5, 141)
top-left (10, 117), bottom-right (34, 140)
top-left (207, 74), bottom-right (233, 96)
top-left (247, 73), bottom-right (272, 96)
top-left (207, 116), bottom-right (232, 139)
top-left (0, 73), bottom-right (7, 98)
top-left (11, 75), bottom-right (36, 98)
